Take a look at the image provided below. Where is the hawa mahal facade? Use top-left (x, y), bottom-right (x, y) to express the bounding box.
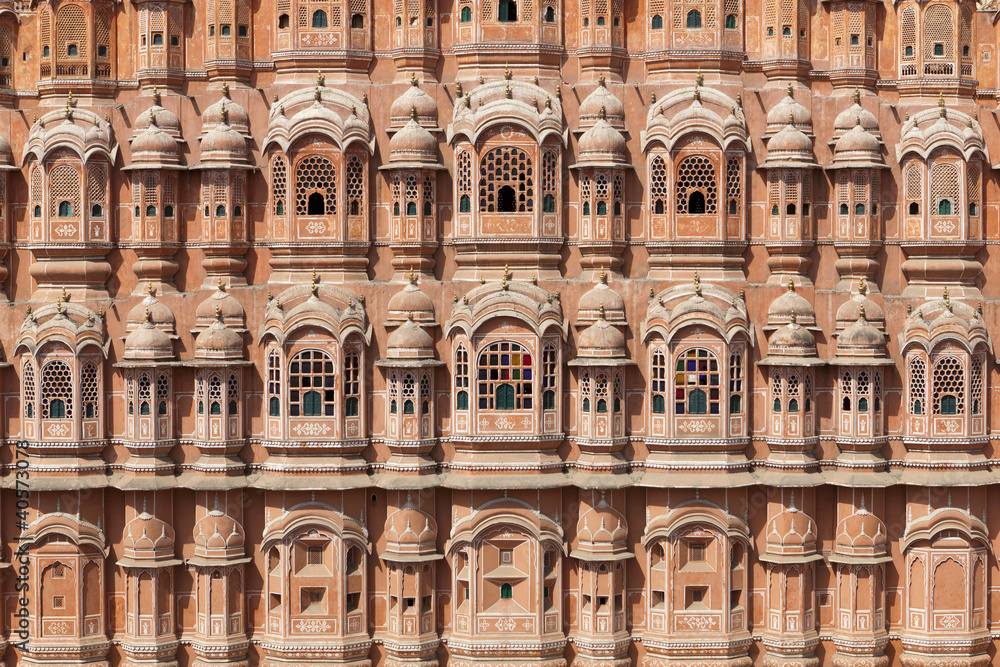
top-left (2, 0), bottom-right (1000, 663)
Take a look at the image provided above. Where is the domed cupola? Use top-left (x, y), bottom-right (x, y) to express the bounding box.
top-left (766, 279), bottom-right (817, 330)
top-left (833, 89), bottom-right (880, 140)
top-left (383, 494), bottom-right (438, 559)
top-left (123, 308), bottom-right (175, 363)
top-left (386, 315), bottom-right (436, 362)
top-left (192, 502), bottom-right (247, 563)
top-left (195, 281), bottom-right (247, 332)
top-left (577, 269), bottom-right (626, 326)
top-left (387, 274), bottom-right (437, 326)
top-left (575, 493), bottom-right (628, 558)
top-left (765, 84), bottom-right (812, 136)
top-left (194, 308), bottom-right (244, 362)
top-left (576, 308), bottom-right (627, 360)
top-left (200, 104), bottom-right (249, 163)
top-left (833, 502), bottom-right (887, 561)
top-left (134, 87), bottom-right (182, 138)
top-left (121, 501), bottom-right (179, 567)
top-left (390, 75), bottom-right (439, 128)
top-left (126, 284), bottom-right (178, 335)
top-left (764, 116), bottom-right (817, 167)
top-left (131, 110), bottom-right (180, 165)
top-left (763, 500), bottom-right (819, 560)
top-left (388, 109), bottom-right (439, 165)
top-left (201, 83), bottom-right (250, 135)
top-left (575, 108), bottom-right (627, 167)
top-left (578, 75), bottom-right (625, 131)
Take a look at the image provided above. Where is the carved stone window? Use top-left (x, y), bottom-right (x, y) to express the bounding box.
top-left (479, 147), bottom-right (534, 213)
top-left (289, 350), bottom-right (336, 417)
top-left (674, 348), bottom-right (719, 415)
top-left (477, 341), bottom-right (532, 410)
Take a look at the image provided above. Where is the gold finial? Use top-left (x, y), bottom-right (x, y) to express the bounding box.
top-left (410, 71), bottom-right (418, 87)
top-left (693, 87), bottom-right (700, 102)
top-left (152, 85), bottom-right (161, 106)
top-left (55, 294), bottom-right (63, 313)
top-left (908, 304), bottom-right (913, 316)
top-left (504, 64), bottom-right (512, 80)
top-left (314, 84), bottom-right (322, 102)
top-left (598, 73), bottom-right (606, 87)
top-left (479, 76), bottom-right (485, 85)
top-left (351, 105), bottom-right (357, 117)
top-left (790, 309), bottom-right (797, 325)
top-left (858, 277), bottom-right (867, 295)
top-left (61, 285), bottom-right (68, 303)
top-left (789, 112), bottom-right (795, 126)
top-left (410, 105), bottom-right (418, 121)
top-left (740, 286), bottom-right (746, 302)
top-left (650, 92), bottom-right (656, 104)
top-left (736, 92), bottom-right (743, 108)
top-left (267, 288), bottom-right (273, 302)
top-left (456, 81), bottom-right (464, 97)
top-left (599, 266), bottom-right (607, 284)
top-left (67, 91), bottom-right (74, 107)
top-left (409, 267), bottom-right (416, 285)
top-left (215, 304), bottom-right (223, 321)
top-left (546, 97), bottom-right (552, 110)
top-left (693, 272), bottom-right (701, 295)
top-left (25, 305), bottom-right (32, 321)
top-left (531, 273), bottom-right (537, 285)
top-left (220, 102), bottom-right (228, 126)
top-left (278, 103), bottom-right (285, 115)
top-left (64, 101), bottom-right (72, 120)
top-left (599, 106), bottom-right (607, 120)
top-left (787, 276), bottom-right (795, 293)
top-left (786, 82), bottom-right (793, 97)
top-left (533, 75), bottom-right (539, 86)
top-left (532, 98), bottom-right (539, 112)
top-left (464, 95), bottom-right (471, 108)
top-left (149, 108), bottom-right (157, 126)
top-left (649, 288), bottom-right (655, 299)
top-left (273, 92), bottom-right (279, 104)
top-left (856, 115), bottom-right (862, 127)
top-left (316, 70), bottom-right (325, 87)
top-left (463, 294), bottom-right (468, 304)
top-left (853, 88), bottom-right (860, 105)
top-left (311, 268), bottom-right (319, 295)
top-left (144, 304), bottom-right (152, 323)
top-left (599, 304), bottom-right (606, 320)
top-left (505, 83), bottom-right (512, 99)
top-left (480, 273), bottom-right (485, 285)
top-left (453, 293), bottom-right (460, 302)
top-left (859, 303), bottom-right (866, 320)
top-left (977, 302), bottom-right (984, 317)
top-left (362, 93), bottom-right (368, 106)
top-left (217, 276), bottom-right (225, 292)
top-left (904, 111), bottom-right (910, 121)
top-left (147, 282), bottom-right (154, 297)
top-left (503, 263), bottom-right (511, 282)
top-left (501, 273), bottom-right (508, 290)
top-left (696, 67), bottom-right (703, 87)
top-left (221, 82), bottom-right (230, 98)
top-left (943, 287), bottom-right (951, 311)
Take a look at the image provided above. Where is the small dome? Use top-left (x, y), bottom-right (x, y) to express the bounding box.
top-left (833, 122), bottom-right (883, 166)
top-left (577, 111), bottom-right (626, 164)
top-left (578, 273), bottom-right (626, 324)
top-left (768, 319), bottom-right (817, 358)
top-left (835, 279), bottom-right (885, 331)
top-left (123, 507), bottom-right (176, 563)
top-left (386, 316), bottom-right (435, 359)
top-left (131, 113), bottom-right (179, 164)
top-left (767, 280), bottom-right (816, 328)
top-left (384, 499), bottom-right (437, 557)
top-left (201, 119), bottom-right (247, 161)
top-left (765, 505), bottom-right (818, 557)
top-left (390, 78), bottom-right (438, 126)
top-left (388, 115), bottom-right (438, 164)
top-left (196, 283), bottom-right (245, 329)
top-left (577, 497), bottom-right (628, 555)
top-left (579, 76), bottom-right (625, 128)
top-left (202, 84), bottom-right (249, 133)
top-left (577, 315), bottom-right (627, 359)
top-left (123, 315), bottom-right (174, 362)
top-left (387, 278), bottom-right (436, 324)
top-left (837, 313), bottom-right (886, 358)
top-left (126, 289), bottom-right (176, 334)
top-left (194, 508), bottom-right (246, 561)
top-left (195, 312), bottom-right (243, 361)
top-left (135, 88), bottom-right (182, 136)
top-left (0, 134), bottom-right (13, 165)
top-left (769, 121), bottom-right (813, 153)
top-left (834, 91), bottom-right (879, 136)
top-left (834, 507), bottom-right (887, 558)
top-left (766, 85), bottom-right (811, 134)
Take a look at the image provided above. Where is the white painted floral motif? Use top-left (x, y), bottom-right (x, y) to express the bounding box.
top-left (292, 422), bottom-right (332, 436)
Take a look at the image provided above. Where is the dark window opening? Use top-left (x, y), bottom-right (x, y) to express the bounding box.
top-left (688, 191), bottom-right (705, 214)
top-left (909, 202), bottom-right (920, 215)
top-left (312, 10), bottom-right (328, 28)
top-left (686, 9), bottom-right (701, 28)
top-left (497, 185), bottom-right (517, 212)
top-left (308, 192), bottom-right (325, 215)
top-left (279, 13), bottom-right (290, 28)
top-left (351, 13), bottom-right (365, 27)
top-left (498, 0), bottom-right (518, 21)
top-left (651, 14), bottom-right (662, 28)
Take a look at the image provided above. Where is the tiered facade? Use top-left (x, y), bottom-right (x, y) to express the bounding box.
top-left (3, 1), bottom-right (1000, 666)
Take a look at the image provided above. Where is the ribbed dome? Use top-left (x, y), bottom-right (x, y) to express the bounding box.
top-left (579, 76), bottom-right (625, 128)
top-left (577, 497), bottom-right (628, 555)
top-left (578, 272), bottom-right (626, 325)
top-left (767, 280), bottom-right (816, 328)
top-left (577, 111), bottom-right (626, 164)
top-left (388, 115), bottom-right (438, 164)
top-left (577, 315), bottom-right (626, 359)
top-left (384, 498), bottom-right (437, 557)
top-left (834, 91), bottom-right (879, 136)
top-left (768, 319), bottom-right (817, 358)
top-left (202, 83), bottom-right (249, 133)
top-left (834, 507), bottom-right (887, 558)
top-left (387, 278), bottom-right (436, 324)
top-left (766, 85), bottom-right (811, 132)
top-left (386, 316), bottom-right (435, 360)
top-left (201, 115), bottom-right (247, 161)
top-left (123, 314), bottom-right (174, 362)
top-left (195, 312), bottom-right (243, 361)
top-left (765, 505), bottom-right (818, 557)
top-left (131, 111), bottom-right (179, 164)
top-left (390, 77), bottom-right (438, 126)
top-left (123, 506), bottom-right (176, 563)
top-left (194, 508), bottom-right (246, 561)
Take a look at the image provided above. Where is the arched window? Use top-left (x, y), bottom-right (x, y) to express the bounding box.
top-left (82, 363), bottom-right (99, 419)
top-left (279, 13), bottom-right (290, 27)
top-left (460, 194), bottom-right (471, 212)
top-left (455, 345), bottom-right (470, 410)
top-left (909, 202), bottom-right (919, 215)
top-left (498, 0), bottom-right (518, 21)
top-left (932, 356), bottom-right (964, 416)
top-left (478, 342), bottom-right (532, 410)
top-left (728, 350), bottom-right (743, 415)
top-left (725, 13), bottom-right (736, 28)
top-left (651, 13), bottom-right (663, 28)
top-left (296, 156), bottom-right (337, 215)
top-left (67, 43), bottom-right (78, 56)
top-left (676, 156), bottom-right (717, 215)
top-left (215, 205), bottom-right (226, 216)
top-left (909, 356), bottom-right (926, 416)
top-left (480, 147), bottom-right (533, 213)
top-left (289, 350), bottom-right (336, 417)
top-left (651, 350), bottom-right (667, 414)
top-left (406, 201), bottom-right (417, 216)
top-left (501, 583), bottom-right (513, 598)
top-left (650, 155), bottom-right (667, 215)
top-left (351, 13), bottom-right (364, 27)
top-left (58, 201), bottom-right (73, 217)
top-left (542, 343), bottom-right (557, 411)
top-left (461, 5), bottom-right (472, 21)
top-left (937, 199), bottom-right (952, 215)
top-left (543, 193), bottom-right (555, 212)
top-left (686, 9), bottom-right (701, 28)
top-left (545, 5), bottom-right (555, 21)
top-left (41, 360), bottom-right (73, 419)
top-left (344, 351), bottom-right (361, 417)
top-left (674, 349), bottom-right (719, 416)
top-left (308, 192), bottom-right (325, 215)
top-left (267, 350), bottom-right (281, 417)
top-left (312, 10), bottom-right (328, 27)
